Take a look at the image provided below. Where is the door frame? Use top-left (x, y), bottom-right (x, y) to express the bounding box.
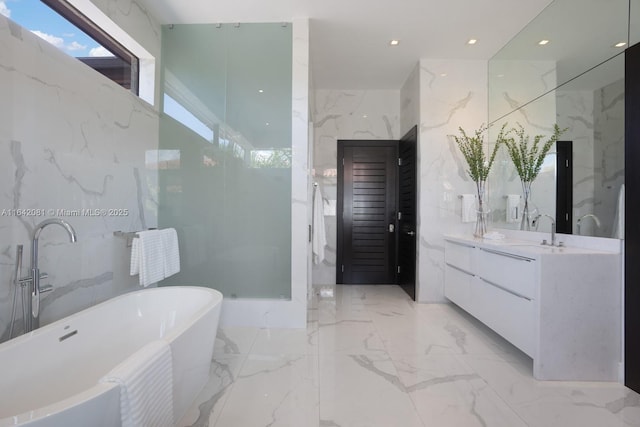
top-left (625, 42), bottom-right (639, 392)
top-left (336, 140), bottom-right (398, 284)
top-left (555, 140), bottom-right (573, 234)
top-left (397, 126), bottom-right (418, 299)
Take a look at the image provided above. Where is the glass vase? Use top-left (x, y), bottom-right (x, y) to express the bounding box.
top-left (474, 180), bottom-right (488, 238)
top-left (520, 180), bottom-right (533, 231)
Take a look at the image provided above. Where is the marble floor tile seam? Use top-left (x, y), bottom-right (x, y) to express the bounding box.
top-left (313, 287), bottom-right (620, 426)
top-left (204, 286), bottom-right (640, 426)
top-left (375, 329), bottom-right (528, 427)
top-left (211, 353), bottom-right (321, 427)
top-left (181, 354), bottom-right (247, 427)
top-left (358, 300), bottom-right (434, 427)
top-left (205, 379), bottom-right (237, 427)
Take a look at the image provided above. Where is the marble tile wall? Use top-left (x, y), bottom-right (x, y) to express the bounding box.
top-left (594, 78), bottom-right (625, 238)
top-left (86, 0), bottom-right (162, 108)
top-left (556, 78), bottom-right (625, 238)
top-left (488, 60), bottom-right (557, 124)
top-left (413, 59), bottom-right (488, 302)
top-left (557, 89), bottom-right (596, 235)
top-left (400, 64), bottom-right (420, 136)
top-left (488, 64), bottom-right (558, 232)
top-left (312, 62), bottom-right (488, 302)
top-left (311, 90), bottom-right (401, 285)
top-left (0, 5), bottom-right (160, 341)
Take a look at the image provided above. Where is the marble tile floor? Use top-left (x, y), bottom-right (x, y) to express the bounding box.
top-left (179, 285), bottom-right (640, 427)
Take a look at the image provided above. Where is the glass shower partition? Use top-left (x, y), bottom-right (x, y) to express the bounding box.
top-left (157, 23), bottom-right (293, 299)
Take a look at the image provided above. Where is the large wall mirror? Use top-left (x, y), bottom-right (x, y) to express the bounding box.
top-left (487, 0), bottom-right (639, 238)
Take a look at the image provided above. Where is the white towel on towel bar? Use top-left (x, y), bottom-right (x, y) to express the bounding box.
top-left (161, 228), bottom-right (180, 278)
top-left (312, 186), bottom-right (327, 264)
top-left (100, 340), bottom-right (174, 427)
top-left (461, 194), bottom-right (476, 223)
top-left (506, 194), bottom-right (521, 223)
top-left (130, 229), bottom-right (181, 286)
top-left (130, 230), bottom-right (165, 287)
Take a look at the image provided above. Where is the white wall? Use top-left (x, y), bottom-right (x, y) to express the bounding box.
top-left (557, 89), bottom-right (596, 234)
top-left (310, 61), bottom-right (487, 303)
top-left (593, 79), bottom-right (625, 238)
top-left (311, 90), bottom-right (401, 285)
top-left (414, 59), bottom-right (488, 302)
top-left (400, 64), bottom-right (420, 137)
top-left (0, 1), bottom-right (161, 341)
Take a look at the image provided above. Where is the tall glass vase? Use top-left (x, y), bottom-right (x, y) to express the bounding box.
top-left (474, 180), bottom-right (488, 238)
top-left (520, 180), bottom-right (533, 230)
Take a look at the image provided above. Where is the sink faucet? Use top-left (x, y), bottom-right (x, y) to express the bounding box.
top-left (533, 214), bottom-right (556, 246)
top-left (19, 218), bottom-right (77, 332)
top-left (577, 214), bottom-right (601, 235)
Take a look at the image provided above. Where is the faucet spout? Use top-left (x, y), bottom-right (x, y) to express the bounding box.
top-left (25, 218), bottom-right (78, 332)
top-left (577, 214), bottom-right (601, 235)
top-left (533, 214), bottom-right (556, 246)
top-left (31, 218), bottom-right (78, 270)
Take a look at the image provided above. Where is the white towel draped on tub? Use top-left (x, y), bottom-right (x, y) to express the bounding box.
top-left (100, 340), bottom-right (174, 427)
top-left (130, 228), bottom-right (181, 287)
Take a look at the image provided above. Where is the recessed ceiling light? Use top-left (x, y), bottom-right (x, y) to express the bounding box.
top-left (614, 42), bottom-right (627, 48)
top-left (440, 73), bottom-right (448, 77)
top-left (538, 39), bottom-right (550, 45)
top-left (467, 39), bottom-right (477, 45)
top-left (265, 122), bottom-right (270, 126)
top-left (258, 89), bottom-right (264, 93)
top-left (362, 114), bottom-right (368, 118)
top-left (389, 39), bottom-right (400, 46)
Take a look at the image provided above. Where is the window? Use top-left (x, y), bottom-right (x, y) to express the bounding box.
top-left (2, 0), bottom-right (139, 93)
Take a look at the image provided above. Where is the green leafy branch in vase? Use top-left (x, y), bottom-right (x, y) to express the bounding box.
top-left (451, 123), bottom-right (508, 237)
top-left (502, 123), bottom-right (566, 183)
top-left (501, 122), bottom-right (566, 230)
top-left (451, 123), bottom-right (506, 183)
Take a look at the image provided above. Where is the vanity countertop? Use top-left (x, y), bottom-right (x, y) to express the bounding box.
top-left (444, 232), bottom-right (622, 382)
top-left (444, 234), bottom-right (619, 259)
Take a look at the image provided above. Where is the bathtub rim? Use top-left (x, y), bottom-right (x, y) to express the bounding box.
top-left (0, 286), bottom-right (222, 350)
top-left (0, 286), bottom-right (222, 426)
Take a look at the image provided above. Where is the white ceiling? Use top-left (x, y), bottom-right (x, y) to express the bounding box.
top-left (137, 0), bottom-right (553, 90)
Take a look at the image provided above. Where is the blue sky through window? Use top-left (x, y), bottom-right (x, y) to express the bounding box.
top-left (0, 0), bottom-right (113, 57)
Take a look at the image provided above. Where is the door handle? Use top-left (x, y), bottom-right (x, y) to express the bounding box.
top-left (406, 231), bottom-right (416, 236)
top-left (389, 224), bottom-right (395, 232)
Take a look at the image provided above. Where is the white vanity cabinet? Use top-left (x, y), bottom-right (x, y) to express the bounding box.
top-left (444, 235), bottom-right (621, 381)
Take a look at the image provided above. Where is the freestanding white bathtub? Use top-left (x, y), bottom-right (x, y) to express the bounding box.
top-left (0, 286), bottom-right (222, 427)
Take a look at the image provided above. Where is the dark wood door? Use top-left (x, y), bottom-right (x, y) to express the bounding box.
top-left (337, 141), bottom-right (397, 284)
top-left (625, 42), bottom-right (640, 393)
top-left (556, 141), bottom-right (573, 234)
top-left (398, 126), bottom-right (418, 299)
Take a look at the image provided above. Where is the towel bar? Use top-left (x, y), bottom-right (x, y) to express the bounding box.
top-left (113, 231), bottom-right (139, 247)
top-left (114, 229), bottom-right (157, 247)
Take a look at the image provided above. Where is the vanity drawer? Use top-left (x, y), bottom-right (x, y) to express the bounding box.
top-left (471, 275), bottom-right (535, 357)
top-left (445, 240), bottom-right (475, 272)
top-left (445, 263), bottom-right (473, 311)
top-left (476, 247), bottom-right (536, 300)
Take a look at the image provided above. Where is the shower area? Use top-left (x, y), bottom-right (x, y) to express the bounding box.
top-left (156, 21), bottom-right (310, 325)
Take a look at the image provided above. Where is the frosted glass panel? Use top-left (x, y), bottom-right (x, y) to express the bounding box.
top-left (633, 0), bottom-right (640, 46)
top-left (158, 23), bottom-right (292, 299)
